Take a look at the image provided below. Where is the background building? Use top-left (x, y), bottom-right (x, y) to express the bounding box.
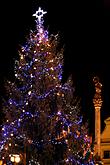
top-left (100, 117), bottom-right (110, 165)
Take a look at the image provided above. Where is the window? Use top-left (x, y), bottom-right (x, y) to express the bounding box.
top-left (104, 150), bottom-right (110, 159)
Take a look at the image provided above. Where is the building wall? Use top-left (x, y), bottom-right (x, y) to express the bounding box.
top-left (100, 117), bottom-right (110, 165)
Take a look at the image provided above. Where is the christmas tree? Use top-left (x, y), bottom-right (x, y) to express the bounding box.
top-left (0, 7), bottom-right (93, 165)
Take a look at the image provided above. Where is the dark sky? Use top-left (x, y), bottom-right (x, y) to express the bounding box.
top-left (0, 0), bottom-right (110, 135)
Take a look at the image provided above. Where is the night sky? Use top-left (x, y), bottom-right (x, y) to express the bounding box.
top-left (0, 0), bottom-right (110, 136)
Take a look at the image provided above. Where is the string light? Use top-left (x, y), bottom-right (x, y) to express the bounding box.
top-left (0, 7), bottom-right (93, 165)
top-left (20, 55), bottom-right (24, 60)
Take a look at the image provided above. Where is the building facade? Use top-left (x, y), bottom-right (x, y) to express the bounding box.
top-left (101, 117), bottom-right (110, 165)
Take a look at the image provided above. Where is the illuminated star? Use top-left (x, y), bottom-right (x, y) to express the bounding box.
top-left (33, 7), bottom-right (47, 22)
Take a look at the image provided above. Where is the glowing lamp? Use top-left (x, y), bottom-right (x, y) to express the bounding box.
top-left (10, 156), bottom-right (14, 162)
top-left (10, 154), bottom-right (21, 163)
top-left (14, 155), bottom-right (20, 163)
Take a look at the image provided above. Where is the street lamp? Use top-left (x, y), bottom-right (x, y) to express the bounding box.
top-left (10, 154), bottom-right (21, 164)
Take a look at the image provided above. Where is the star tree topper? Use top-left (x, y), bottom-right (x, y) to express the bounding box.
top-left (33, 7), bottom-right (47, 23)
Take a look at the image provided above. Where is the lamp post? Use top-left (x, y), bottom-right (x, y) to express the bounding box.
top-left (10, 154), bottom-right (21, 165)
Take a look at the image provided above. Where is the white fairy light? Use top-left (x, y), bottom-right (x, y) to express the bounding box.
top-left (33, 7), bottom-right (47, 23)
top-left (28, 91), bottom-right (32, 95)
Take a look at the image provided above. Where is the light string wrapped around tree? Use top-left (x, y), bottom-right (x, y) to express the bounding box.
top-left (0, 7), bottom-right (94, 165)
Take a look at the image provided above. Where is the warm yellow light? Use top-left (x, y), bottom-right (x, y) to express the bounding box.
top-left (5, 147), bottom-right (8, 150)
top-left (20, 55), bottom-right (23, 59)
top-left (50, 67), bottom-right (54, 70)
top-left (68, 126), bottom-right (70, 133)
top-left (10, 156), bottom-right (14, 162)
top-left (50, 60), bottom-right (53, 62)
top-left (28, 91), bottom-right (31, 95)
top-left (0, 160), bottom-right (3, 165)
top-left (9, 143), bottom-right (12, 146)
top-left (65, 139), bottom-right (68, 143)
top-left (10, 154), bottom-right (21, 163)
top-left (47, 44), bottom-right (50, 47)
top-left (15, 155), bottom-right (21, 163)
top-left (57, 92), bottom-right (60, 96)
